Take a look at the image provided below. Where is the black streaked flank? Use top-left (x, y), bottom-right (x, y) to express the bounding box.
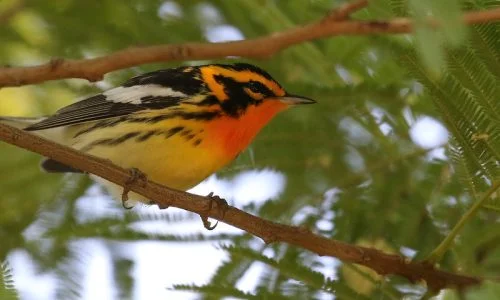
top-left (180, 129), bottom-right (192, 137)
top-left (80, 111), bottom-right (217, 136)
top-left (193, 139), bottom-right (202, 146)
top-left (73, 116), bottom-right (130, 138)
top-left (104, 131), bottom-right (142, 146)
top-left (136, 129), bottom-right (161, 142)
top-left (82, 131), bottom-right (142, 151)
top-left (166, 126), bottom-right (184, 138)
top-left (179, 129), bottom-right (196, 141)
top-left (74, 110), bottom-right (219, 139)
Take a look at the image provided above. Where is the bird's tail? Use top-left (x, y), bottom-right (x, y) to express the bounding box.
top-left (0, 116), bottom-right (63, 143)
top-left (0, 116), bottom-right (43, 128)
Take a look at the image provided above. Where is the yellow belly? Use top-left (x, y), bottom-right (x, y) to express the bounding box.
top-left (64, 120), bottom-right (231, 204)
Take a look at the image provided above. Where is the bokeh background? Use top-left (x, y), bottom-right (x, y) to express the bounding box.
top-left (0, 0), bottom-right (499, 299)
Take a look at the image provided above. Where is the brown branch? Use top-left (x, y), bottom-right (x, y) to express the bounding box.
top-left (0, 122), bottom-right (482, 291)
top-left (1, 5), bottom-right (500, 87)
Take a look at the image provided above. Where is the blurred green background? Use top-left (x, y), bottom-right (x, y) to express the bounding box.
top-left (0, 0), bottom-right (499, 299)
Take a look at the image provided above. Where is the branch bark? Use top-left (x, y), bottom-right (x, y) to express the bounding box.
top-left (0, 122), bottom-right (481, 291)
top-left (1, 5), bottom-right (500, 87)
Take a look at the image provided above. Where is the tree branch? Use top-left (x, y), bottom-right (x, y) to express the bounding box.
top-left (1, 5), bottom-right (500, 87)
top-left (0, 122), bottom-right (481, 291)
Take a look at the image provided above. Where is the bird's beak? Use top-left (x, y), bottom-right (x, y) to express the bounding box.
top-left (276, 94), bottom-right (316, 105)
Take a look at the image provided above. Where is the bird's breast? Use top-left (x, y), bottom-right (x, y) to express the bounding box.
top-left (204, 100), bottom-right (287, 159)
top-left (67, 120), bottom-right (229, 193)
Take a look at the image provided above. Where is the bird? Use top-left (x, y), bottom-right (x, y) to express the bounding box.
top-left (1, 63), bottom-right (315, 210)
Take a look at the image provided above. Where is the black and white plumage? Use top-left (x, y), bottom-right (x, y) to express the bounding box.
top-left (26, 67), bottom-right (208, 131)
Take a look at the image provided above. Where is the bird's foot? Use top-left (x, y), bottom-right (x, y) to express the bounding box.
top-left (121, 168), bottom-right (148, 209)
top-left (199, 192), bottom-right (229, 230)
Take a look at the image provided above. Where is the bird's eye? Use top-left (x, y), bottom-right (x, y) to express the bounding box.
top-left (247, 81), bottom-right (264, 93)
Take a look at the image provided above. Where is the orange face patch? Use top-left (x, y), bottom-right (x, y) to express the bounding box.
top-left (200, 66), bottom-right (286, 102)
top-left (204, 99), bottom-right (288, 158)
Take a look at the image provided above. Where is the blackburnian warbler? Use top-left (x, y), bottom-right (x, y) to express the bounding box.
top-left (1, 63), bottom-right (315, 206)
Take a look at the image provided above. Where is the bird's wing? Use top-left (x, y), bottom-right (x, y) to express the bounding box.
top-left (26, 68), bottom-right (203, 131)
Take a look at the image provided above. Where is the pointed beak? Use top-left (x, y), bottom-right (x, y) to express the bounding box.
top-left (276, 94), bottom-right (316, 105)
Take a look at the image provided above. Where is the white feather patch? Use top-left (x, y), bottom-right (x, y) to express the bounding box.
top-left (103, 85), bottom-right (187, 104)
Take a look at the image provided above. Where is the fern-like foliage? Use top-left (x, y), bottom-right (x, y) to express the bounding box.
top-left (401, 49), bottom-right (499, 186)
top-left (0, 261), bottom-right (19, 300)
top-left (384, 0), bottom-right (500, 206)
top-left (174, 243), bottom-right (334, 299)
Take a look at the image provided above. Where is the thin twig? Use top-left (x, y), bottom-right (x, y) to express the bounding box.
top-left (1, 6), bottom-right (500, 86)
top-left (0, 122), bottom-right (482, 291)
top-left (426, 181), bottom-right (500, 264)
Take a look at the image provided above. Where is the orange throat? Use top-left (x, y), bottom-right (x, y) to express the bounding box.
top-left (206, 100), bottom-right (288, 159)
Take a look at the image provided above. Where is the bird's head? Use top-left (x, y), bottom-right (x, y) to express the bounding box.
top-left (176, 63), bottom-right (316, 156)
top-left (196, 63), bottom-right (316, 117)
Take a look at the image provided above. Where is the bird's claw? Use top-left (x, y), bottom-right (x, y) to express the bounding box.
top-left (121, 168), bottom-right (148, 209)
top-left (199, 192), bottom-right (229, 230)
top-left (200, 216), bottom-right (218, 230)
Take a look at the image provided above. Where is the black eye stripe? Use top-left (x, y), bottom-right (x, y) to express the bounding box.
top-left (247, 80), bottom-right (272, 95)
top-left (211, 75), bottom-right (280, 117)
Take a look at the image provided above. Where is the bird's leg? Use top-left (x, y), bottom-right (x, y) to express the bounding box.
top-left (199, 192), bottom-right (229, 230)
top-left (121, 167), bottom-right (148, 209)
